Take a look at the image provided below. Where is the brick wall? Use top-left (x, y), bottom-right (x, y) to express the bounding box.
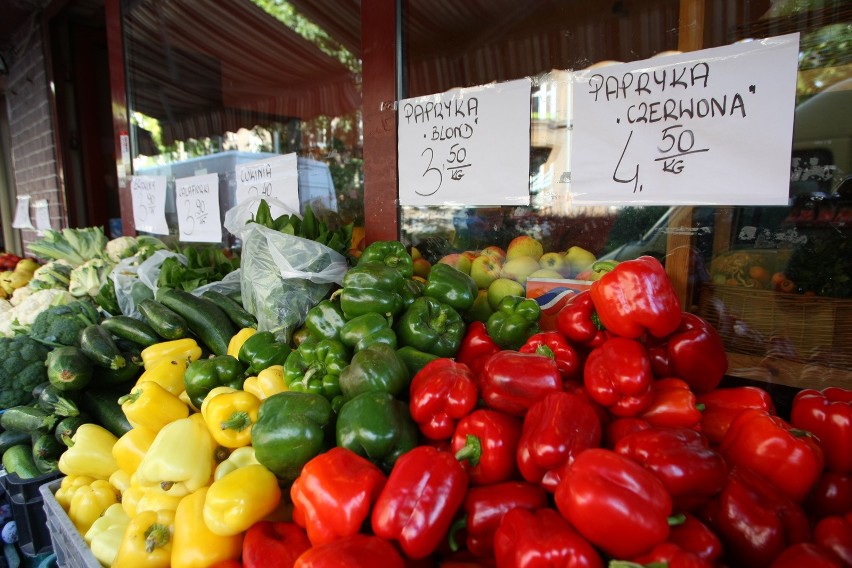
top-left (4, 19), bottom-right (65, 252)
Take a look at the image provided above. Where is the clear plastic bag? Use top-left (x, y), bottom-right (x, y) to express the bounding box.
top-left (113, 250), bottom-right (186, 318)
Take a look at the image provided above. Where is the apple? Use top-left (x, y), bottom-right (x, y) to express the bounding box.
top-left (487, 278), bottom-right (526, 310)
top-left (528, 268), bottom-right (564, 279)
top-left (469, 255), bottom-right (503, 290)
top-left (438, 253), bottom-right (472, 275)
top-left (501, 256), bottom-right (540, 284)
top-left (506, 236), bottom-right (544, 261)
top-left (538, 252), bottom-right (570, 276)
top-left (480, 245), bottom-right (506, 263)
top-left (462, 250), bottom-right (479, 263)
top-left (410, 246), bottom-right (422, 261)
top-left (565, 246), bottom-right (597, 277)
top-left (412, 257), bottom-right (432, 279)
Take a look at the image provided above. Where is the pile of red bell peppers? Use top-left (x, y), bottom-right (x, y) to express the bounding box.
top-left (228, 255), bottom-right (852, 568)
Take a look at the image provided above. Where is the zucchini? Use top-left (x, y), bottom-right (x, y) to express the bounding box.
top-left (33, 453), bottom-right (59, 475)
top-left (78, 387), bottom-right (133, 437)
top-left (32, 430), bottom-right (64, 461)
top-left (31, 382), bottom-right (51, 400)
top-left (201, 290), bottom-right (258, 329)
top-left (101, 315), bottom-right (160, 347)
top-left (80, 324), bottom-right (126, 370)
top-left (47, 345), bottom-right (94, 392)
top-left (37, 384), bottom-right (80, 417)
top-left (0, 406), bottom-right (59, 434)
top-left (155, 288), bottom-right (235, 356)
top-left (2, 444), bottom-right (41, 479)
top-left (94, 358), bottom-right (143, 386)
top-left (0, 430), bottom-right (31, 454)
top-left (55, 414), bottom-right (91, 447)
top-left (138, 299), bottom-right (189, 340)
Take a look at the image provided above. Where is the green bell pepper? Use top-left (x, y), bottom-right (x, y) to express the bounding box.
top-left (396, 346), bottom-right (439, 378)
top-left (304, 298), bottom-right (348, 341)
top-left (424, 262), bottom-right (478, 311)
top-left (340, 262), bottom-right (406, 319)
top-left (183, 355), bottom-right (245, 409)
top-left (486, 295), bottom-right (541, 350)
top-left (358, 240), bottom-right (414, 279)
top-left (338, 343), bottom-right (410, 400)
top-left (237, 331), bottom-right (291, 375)
top-left (336, 391), bottom-right (419, 473)
top-left (282, 335), bottom-right (349, 406)
top-left (396, 296), bottom-right (465, 358)
top-left (339, 312), bottom-right (397, 353)
top-left (252, 391), bottom-right (334, 483)
top-left (401, 278), bottom-right (425, 310)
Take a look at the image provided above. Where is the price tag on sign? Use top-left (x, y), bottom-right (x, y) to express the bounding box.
top-left (570, 34), bottom-right (799, 206)
top-left (175, 173), bottom-right (222, 243)
top-left (130, 176), bottom-right (169, 235)
top-left (398, 78), bottom-right (532, 206)
top-left (235, 153), bottom-right (300, 215)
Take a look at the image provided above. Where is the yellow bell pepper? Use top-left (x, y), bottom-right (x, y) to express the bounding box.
top-left (203, 390), bottom-right (260, 448)
top-left (199, 386), bottom-right (237, 419)
top-left (109, 469), bottom-right (132, 495)
top-left (242, 364), bottom-right (287, 400)
top-left (172, 487), bottom-right (243, 568)
top-left (227, 327), bottom-right (257, 359)
top-left (54, 475), bottom-right (96, 511)
top-left (85, 502), bottom-right (130, 567)
top-left (141, 338), bottom-right (202, 370)
top-left (136, 486), bottom-right (185, 514)
top-left (112, 509), bottom-right (175, 568)
top-left (112, 426), bottom-right (157, 475)
top-left (214, 446), bottom-right (260, 481)
top-left (136, 357), bottom-right (189, 396)
top-left (119, 381), bottom-right (190, 433)
top-left (135, 414), bottom-right (215, 498)
top-left (121, 484), bottom-right (146, 518)
top-left (69, 479), bottom-right (120, 535)
top-left (58, 424), bottom-right (119, 480)
top-left (179, 390), bottom-right (194, 408)
top-left (202, 463), bottom-right (282, 536)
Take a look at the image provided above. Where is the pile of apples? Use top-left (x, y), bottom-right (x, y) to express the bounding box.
top-left (0, 256), bottom-right (39, 298)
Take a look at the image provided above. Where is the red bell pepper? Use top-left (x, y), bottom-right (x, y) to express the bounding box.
top-left (455, 321), bottom-right (500, 378)
top-left (410, 358), bottom-right (479, 441)
top-left (451, 481), bottom-right (548, 558)
top-left (813, 512), bottom-right (852, 567)
top-left (517, 391), bottom-right (602, 492)
top-left (604, 417), bottom-right (651, 448)
top-left (667, 513), bottom-right (723, 565)
top-left (583, 337), bottom-right (654, 417)
top-left (588, 255), bottom-right (682, 339)
top-left (807, 471), bottom-right (852, 520)
top-left (493, 507), bottom-right (603, 568)
top-left (621, 542), bottom-right (713, 568)
top-left (555, 448), bottom-right (673, 559)
top-left (480, 350), bottom-right (562, 416)
top-left (699, 467), bottom-right (811, 568)
top-left (372, 445), bottom-right (468, 560)
top-left (519, 331), bottom-right (582, 383)
top-left (243, 521), bottom-right (311, 568)
top-left (290, 447), bottom-right (387, 546)
top-left (639, 378), bottom-right (702, 430)
top-left (768, 543), bottom-right (843, 568)
top-left (615, 427), bottom-right (727, 512)
top-left (210, 562), bottom-right (243, 568)
top-left (697, 386), bottom-right (776, 445)
top-left (452, 408), bottom-right (523, 486)
top-left (647, 312), bottom-right (728, 394)
top-left (721, 408), bottom-right (824, 503)
top-left (791, 387), bottom-right (852, 474)
top-left (555, 290), bottom-right (609, 350)
top-left (293, 534), bottom-right (405, 568)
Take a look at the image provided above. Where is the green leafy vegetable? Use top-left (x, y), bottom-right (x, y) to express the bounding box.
top-left (27, 227), bottom-right (109, 267)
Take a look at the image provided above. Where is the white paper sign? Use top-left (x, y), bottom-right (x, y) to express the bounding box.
top-left (130, 176), bottom-right (169, 235)
top-left (175, 173), bottom-right (222, 243)
top-left (570, 34), bottom-right (800, 206)
top-left (235, 153), bottom-right (300, 215)
top-left (12, 196), bottom-right (34, 229)
top-left (33, 199), bottom-right (52, 233)
top-left (398, 78), bottom-right (532, 206)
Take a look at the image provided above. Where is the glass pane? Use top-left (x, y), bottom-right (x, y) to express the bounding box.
top-left (122, 0), bottom-right (363, 244)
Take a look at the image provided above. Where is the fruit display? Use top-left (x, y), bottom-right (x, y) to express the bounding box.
top-left (0, 227), bottom-right (848, 568)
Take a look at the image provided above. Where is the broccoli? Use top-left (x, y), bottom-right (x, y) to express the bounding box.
top-left (28, 299), bottom-right (100, 347)
top-left (0, 335), bottom-right (50, 408)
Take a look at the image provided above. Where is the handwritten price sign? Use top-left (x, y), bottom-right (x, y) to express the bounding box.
top-left (235, 153), bottom-right (299, 215)
top-left (570, 34), bottom-right (799, 206)
top-left (398, 78), bottom-right (532, 206)
top-left (130, 176), bottom-right (169, 235)
top-left (175, 173), bottom-right (222, 243)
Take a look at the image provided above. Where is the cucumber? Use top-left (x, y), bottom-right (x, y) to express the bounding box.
top-left (101, 315), bottom-right (160, 347)
top-left (138, 299), bottom-right (189, 340)
top-left (0, 406), bottom-right (59, 434)
top-left (155, 288), bottom-right (235, 356)
top-left (2, 444), bottom-right (41, 479)
top-left (78, 387), bottom-right (133, 437)
top-left (37, 384), bottom-right (80, 417)
top-left (201, 290), bottom-right (258, 329)
top-left (0, 430), bottom-right (31, 454)
top-left (46, 345), bottom-right (94, 392)
top-left (55, 414), bottom-right (91, 447)
top-left (32, 430), bottom-right (64, 461)
top-left (94, 358), bottom-right (143, 386)
top-left (80, 324), bottom-right (127, 370)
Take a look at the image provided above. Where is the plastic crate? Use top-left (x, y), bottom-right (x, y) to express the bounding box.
top-left (0, 469), bottom-right (62, 559)
top-left (39, 479), bottom-right (100, 568)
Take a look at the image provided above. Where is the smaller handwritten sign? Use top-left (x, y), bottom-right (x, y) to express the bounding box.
top-left (175, 173), bottom-right (222, 243)
top-left (398, 78), bottom-right (532, 206)
top-left (235, 153), bottom-right (299, 215)
top-left (12, 196), bottom-right (34, 229)
top-left (130, 176), bottom-right (169, 235)
top-left (33, 199), bottom-right (52, 233)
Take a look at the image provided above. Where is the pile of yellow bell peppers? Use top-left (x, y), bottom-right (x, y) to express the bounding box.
top-left (54, 333), bottom-right (287, 568)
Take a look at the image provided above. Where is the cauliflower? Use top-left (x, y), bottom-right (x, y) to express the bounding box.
top-left (105, 236), bottom-right (140, 263)
top-left (69, 258), bottom-right (114, 298)
top-left (10, 286), bottom-right (33, 305)
top-left (29, 259), bottom-right (74, 291)
top-left (11, 288), bottom-right (76, 328)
